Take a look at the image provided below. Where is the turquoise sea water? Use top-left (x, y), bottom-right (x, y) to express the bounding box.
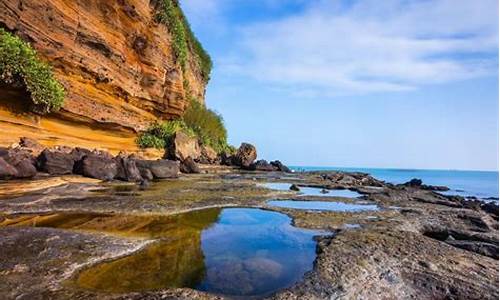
top-left (290, 166), bottom-right (499, 200)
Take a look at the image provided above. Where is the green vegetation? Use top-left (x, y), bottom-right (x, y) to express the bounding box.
top-left (136, 120), bottom-right (195, 149)
top-left (137, 99), bottom-right (231, 154)
top-left (183, 98), bottom-right (228, 153)
top-left (0, 28), bottom-right (65, 114)
top-left (155, 0), bottom-right (212, 82)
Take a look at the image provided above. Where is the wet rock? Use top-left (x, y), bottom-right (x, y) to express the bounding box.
top-left (115, 156), bottom-right (142, 182)
top-left (81, 154), bottom-right (118, 181)
top-left (168, 131), bottom-right (200, 161)
top-left (233, 143), bottom-right (257, 168)
top-left (290, 184), bottom-right (301, 191)
top-left (270, 160), bottom-right (291, 173)
top-left (0, 157), bottom-right (18, 178)
top-left (249, 160), bottom-right (278, 171)
top-left (36, 149), bottom-right (75, 175)
top-left (139, 179), bottom-right (150, 190)
top-left (136, 159), bottom-right (179, 179)
top-left (180, 157), bottom-right (201, 174)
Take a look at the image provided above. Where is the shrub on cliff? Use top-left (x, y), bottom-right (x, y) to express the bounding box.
top-left (183, 98), bottom-right (228, 153)
top-left (137, 101), bottom-right (230, 154)
top-left (136, 120), bottom-right (195, 149)
top-left (155, 0), bottom-right (212, 82)
top-left (0, 28), bottom-right (65, 114)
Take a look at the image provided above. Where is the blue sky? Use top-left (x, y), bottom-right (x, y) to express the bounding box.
top-left (181, 0), bottom-right (499, 171)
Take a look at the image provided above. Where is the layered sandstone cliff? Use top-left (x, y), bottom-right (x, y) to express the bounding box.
top-left (0, 0), bottom-right (207, 154)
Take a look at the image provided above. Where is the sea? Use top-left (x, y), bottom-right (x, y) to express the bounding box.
top-left (290, 166), bottom-right (499, 202)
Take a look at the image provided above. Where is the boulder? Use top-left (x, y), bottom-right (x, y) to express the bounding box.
top-left (404, 178), bottom-right (423, 187)
top-left (233, 143), bottom-right (257, 168)
top-left (139, 168), bottom-right (154, 181)
top-left (168, 131), bottom-right (201, 161)
top-left (81, 154), bottom-right (118, 181)
top-left (115, 156), bottom-right (142, 182)
top-left (180, 157), bottom-right (201, 174)
top-left (36, 149), bottom-right (75, 175)
top-left (249, 160), bottom-right (277, 171)
top-left (290, 184), bottom-right (301, 191)
top-left (19, 137), bottom-right (45, 156)
top-left (270, 160), bottom-right (291, 173)
top-left (0, 157), bottom-right (18, 179)
top-left (0, 148), bottom-right (37, 178)
top-left (198, 145), bottom-right (218, 164)
top-left (136, 159), bottom-right (179, 179)
top-left (219, 151), bottom-right (234, 166)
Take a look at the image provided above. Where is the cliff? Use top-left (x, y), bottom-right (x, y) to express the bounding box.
top-left (0, 0), bottom-right (208, 154)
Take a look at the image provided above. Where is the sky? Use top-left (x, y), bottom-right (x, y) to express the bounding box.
top-left (181, 0), bottom-right (499, 171)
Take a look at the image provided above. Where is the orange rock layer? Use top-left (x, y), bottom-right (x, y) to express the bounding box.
top-left (0, 0), bottom-right (207, 152)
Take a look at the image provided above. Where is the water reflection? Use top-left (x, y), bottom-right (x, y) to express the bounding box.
top-left (1, 208), bottom-right (324, 297)
top-left (262, 183), bottom-right (362, 198)
top-left (267, 200), bottom-right (379, 212)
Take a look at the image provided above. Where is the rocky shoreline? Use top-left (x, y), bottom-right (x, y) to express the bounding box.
top-left (0, 158), bottom-right (498, 299)
top-left (0, 137), bottom-right (289, 185)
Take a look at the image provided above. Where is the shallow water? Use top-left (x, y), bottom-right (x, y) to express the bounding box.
top-left (262, 182), bottom-right (362, 198)
top-left (267, 200), bottom-right (379, 212)
top-left (1, 208), bottom-right (325, 297)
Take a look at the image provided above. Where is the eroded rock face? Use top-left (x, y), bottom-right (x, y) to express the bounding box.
top-left (0, 0), bottom-right (207, 150)
top-left (168, 131), bottom-right (201, 161)
top-left (233, 143), bottom-right (257, 168)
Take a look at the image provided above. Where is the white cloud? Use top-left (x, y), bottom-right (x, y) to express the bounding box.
top-left (218, 0), bottom-right (499, 96)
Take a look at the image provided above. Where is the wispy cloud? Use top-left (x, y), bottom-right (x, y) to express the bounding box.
top-left (185, 0), bottom-right (499, 96)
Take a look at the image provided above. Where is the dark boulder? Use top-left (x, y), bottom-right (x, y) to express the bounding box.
top-left (0, 157), bottom-right (18, 179)
top-left (11, 159), bottom-right (37, 178)
top-left (233, 143), bottom-right (257, 168)
top-left (290, 184), bottom-right (301, 191)
top-left (180, 157), bottom-right (201, 174)
top-left (249, 160), bottom-right (277, 171)
top-left (81, 154), bottom-right (118, 181)
top-left (0, 148), bottom-right (37, 178)
top-left (270, 160), bottom-right (291, 173)
top-left (404, 178), bottom-right (423, 187)
top-left (37, 149), bottom-right (75, 175)
top-left (481, 202), bottom-right (499, 216)
top-left (70, 147), bottom-right (92, 162)
top-left (136, 159), bottom-right (179, 179)
top-left (115, 156), bottom-right (142, 182)
top-left (219, 151), bottom-right (234, 166)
